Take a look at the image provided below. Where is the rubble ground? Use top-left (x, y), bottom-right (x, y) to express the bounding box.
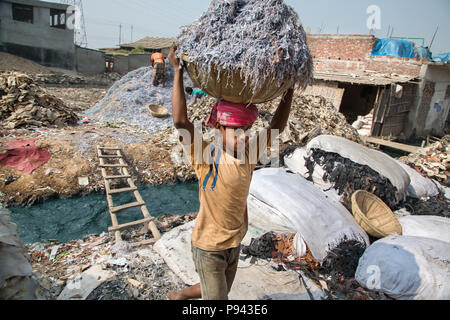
top-left (29, 213), bottom-right (197, 300)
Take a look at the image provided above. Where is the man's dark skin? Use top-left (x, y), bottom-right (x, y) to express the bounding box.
top-left (167, 43), bottom-right (294, 300)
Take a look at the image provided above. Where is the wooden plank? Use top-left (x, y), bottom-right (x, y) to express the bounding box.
top-left (100, 164), bottom-right (129, 168)
top-left (99, 155), bottom-right (123, 159)
top-left (108, 217), bottom-right (155, 232)
top-left (98, 147), bottom-right (121, 150)
top-left (110, 201), bottom-right (146, 213)
top-left (362, 137), bottom-right (420, 154)
top-left (104, 174), bottom-right (132, 180)
top-left (108, 187), bottom-right (138, 195)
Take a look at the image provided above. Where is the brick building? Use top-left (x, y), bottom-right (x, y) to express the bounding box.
top-left (304, 34), bottom-right (450, 139)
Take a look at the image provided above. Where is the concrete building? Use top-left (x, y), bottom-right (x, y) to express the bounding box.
top-left (0, 0), bottom-right (75, 70)
top-left (305, 34), bottom-right (450, 139)
top-left (119, 37), bottom-right (175, 56)
top-left (102, 37), bottom-right (175, 74)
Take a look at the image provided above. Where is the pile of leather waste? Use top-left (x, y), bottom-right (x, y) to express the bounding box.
top-left (0, 72), bottom-right (79, 129)
top-left (399, 135), bottom-right (449, 187)
top-left (305, 148), bottom-right (399, 210)
top-left (241, 232), bottom-right (389, 300)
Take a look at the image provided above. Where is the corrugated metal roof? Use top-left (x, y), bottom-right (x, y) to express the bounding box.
top-left (314, 71), bottom-right (417, 86)
top-left (120, 37), bottom-right (176, 50)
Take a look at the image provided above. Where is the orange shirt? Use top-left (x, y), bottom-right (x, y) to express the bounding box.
top-left (151, 52), bottom-right (165, 65)
top-left (181, 127), bottom-right (272, 251)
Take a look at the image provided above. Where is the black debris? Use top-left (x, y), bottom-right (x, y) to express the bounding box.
top-left (305, 148), bottom-right (400, 210)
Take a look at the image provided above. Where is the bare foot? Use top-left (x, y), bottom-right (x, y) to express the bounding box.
top-left (168, 290), bottom-right (186, 300)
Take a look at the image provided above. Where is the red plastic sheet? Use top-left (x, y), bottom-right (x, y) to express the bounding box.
top-left (0, 139), bottom-right (51, 174)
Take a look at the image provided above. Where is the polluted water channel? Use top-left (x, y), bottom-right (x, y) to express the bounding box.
top-left (9, 182), bottom-right (200, 245)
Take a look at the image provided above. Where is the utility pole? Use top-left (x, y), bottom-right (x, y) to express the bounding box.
top-left (119, 24), bottom-right (122, 45)
top-left (131, 25), bottom-right (133, 43)
top-left (429, 25), bottom-right (439, 49)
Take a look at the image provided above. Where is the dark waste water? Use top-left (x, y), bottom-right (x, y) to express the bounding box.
top-left (9, 182), bottom-right (200, 245)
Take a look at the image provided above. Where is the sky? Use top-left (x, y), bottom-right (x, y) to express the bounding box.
top-left (58, 0), bottom-right (450, 54)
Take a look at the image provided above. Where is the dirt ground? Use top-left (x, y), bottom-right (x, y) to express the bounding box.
top-left (0, 52), bottom-right (53, 74)
top-left (0, 83), bottom-right (196, 207)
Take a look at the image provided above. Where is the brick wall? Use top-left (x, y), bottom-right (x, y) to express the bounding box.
top-left (307, 34), bottom-right (424, 77)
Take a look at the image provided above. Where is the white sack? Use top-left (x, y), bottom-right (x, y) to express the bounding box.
top-left (249, 168), bottom-right (369, 264)
top-left (356, 235), bottom-right (450, 300)
top-left (398, 215), bottom-right (450, 243)
top-left (396, 161), bottom-right (441, 198)
top-left (306, 135), bottom-right (411, 203)
top-left (284, 147), bottom-right (333, 190)
top-left (247, 194), bottom-right (307, 257)
top-left (153, 220), bottom-right (326, 300)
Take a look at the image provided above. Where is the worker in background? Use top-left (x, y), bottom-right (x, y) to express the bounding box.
top-left (151, 51), bottom-right (166, 87)
top-left (185, 87), bottom-right (208, 103)
top-left (167, 43), bottom-right (294, 300)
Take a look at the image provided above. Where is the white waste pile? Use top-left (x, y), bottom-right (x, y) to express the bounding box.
top-left (177, 0), bottom-right (313, 92)
top-left (247, 168), bottom-right (370, 264)
top-left (356, 235), bottom-right (450, 300)
top-left (84, 66), bottom-right (194, 132)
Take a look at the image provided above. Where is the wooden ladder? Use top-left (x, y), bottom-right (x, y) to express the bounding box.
top-left (97, 146), bottom-right (161, 244)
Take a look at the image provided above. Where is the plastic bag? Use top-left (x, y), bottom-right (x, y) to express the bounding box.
top-left (249, 168), bottom-right (369, 264)
top-left (356, 235), bottom-right (450, 300)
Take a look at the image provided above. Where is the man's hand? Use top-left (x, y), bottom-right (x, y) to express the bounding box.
top-left (168, 43), bottom-right (181, 70)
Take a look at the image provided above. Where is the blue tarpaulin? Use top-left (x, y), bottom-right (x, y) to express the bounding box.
top-left (371, 38), bottom-right (414, 58)
top-left (414, 47), bottom-right (433, 61)
top-left (432, 53), bottom-right (450, 63)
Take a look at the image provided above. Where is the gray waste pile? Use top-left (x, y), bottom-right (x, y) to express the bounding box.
top-left (177, 0), bottom-right (313, 92)
top-left (84, 66), bottom-right (194, 133)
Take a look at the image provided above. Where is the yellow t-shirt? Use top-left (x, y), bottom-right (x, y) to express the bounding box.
top-left (181, 128), bottom-right (272, 251)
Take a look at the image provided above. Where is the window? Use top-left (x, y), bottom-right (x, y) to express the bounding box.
top-left (12, 3), bottom-right (33, 24)
top-left (50, 9), bottom-right (66, 29)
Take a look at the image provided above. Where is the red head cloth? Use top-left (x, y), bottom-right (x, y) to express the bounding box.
top-left (205, 100), bottom-right (258, 128)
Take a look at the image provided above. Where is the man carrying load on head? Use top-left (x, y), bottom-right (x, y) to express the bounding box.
top-left (151, 51), bottom-right (166, 87)
top-left (167, 43), bottom-right (294, 301)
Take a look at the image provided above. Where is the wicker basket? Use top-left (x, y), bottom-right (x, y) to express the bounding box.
top-left (182, 55), bottom-right (294, 104)
top-left (351, 190), bottom-right (402, 238)
top-left (148, 104), bottom-right (169, 118)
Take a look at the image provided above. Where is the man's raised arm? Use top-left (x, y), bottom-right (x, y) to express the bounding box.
top-left (168, 43), bottom-right (195, 140)
top-left (268, 86), bottom-right (294, 134)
